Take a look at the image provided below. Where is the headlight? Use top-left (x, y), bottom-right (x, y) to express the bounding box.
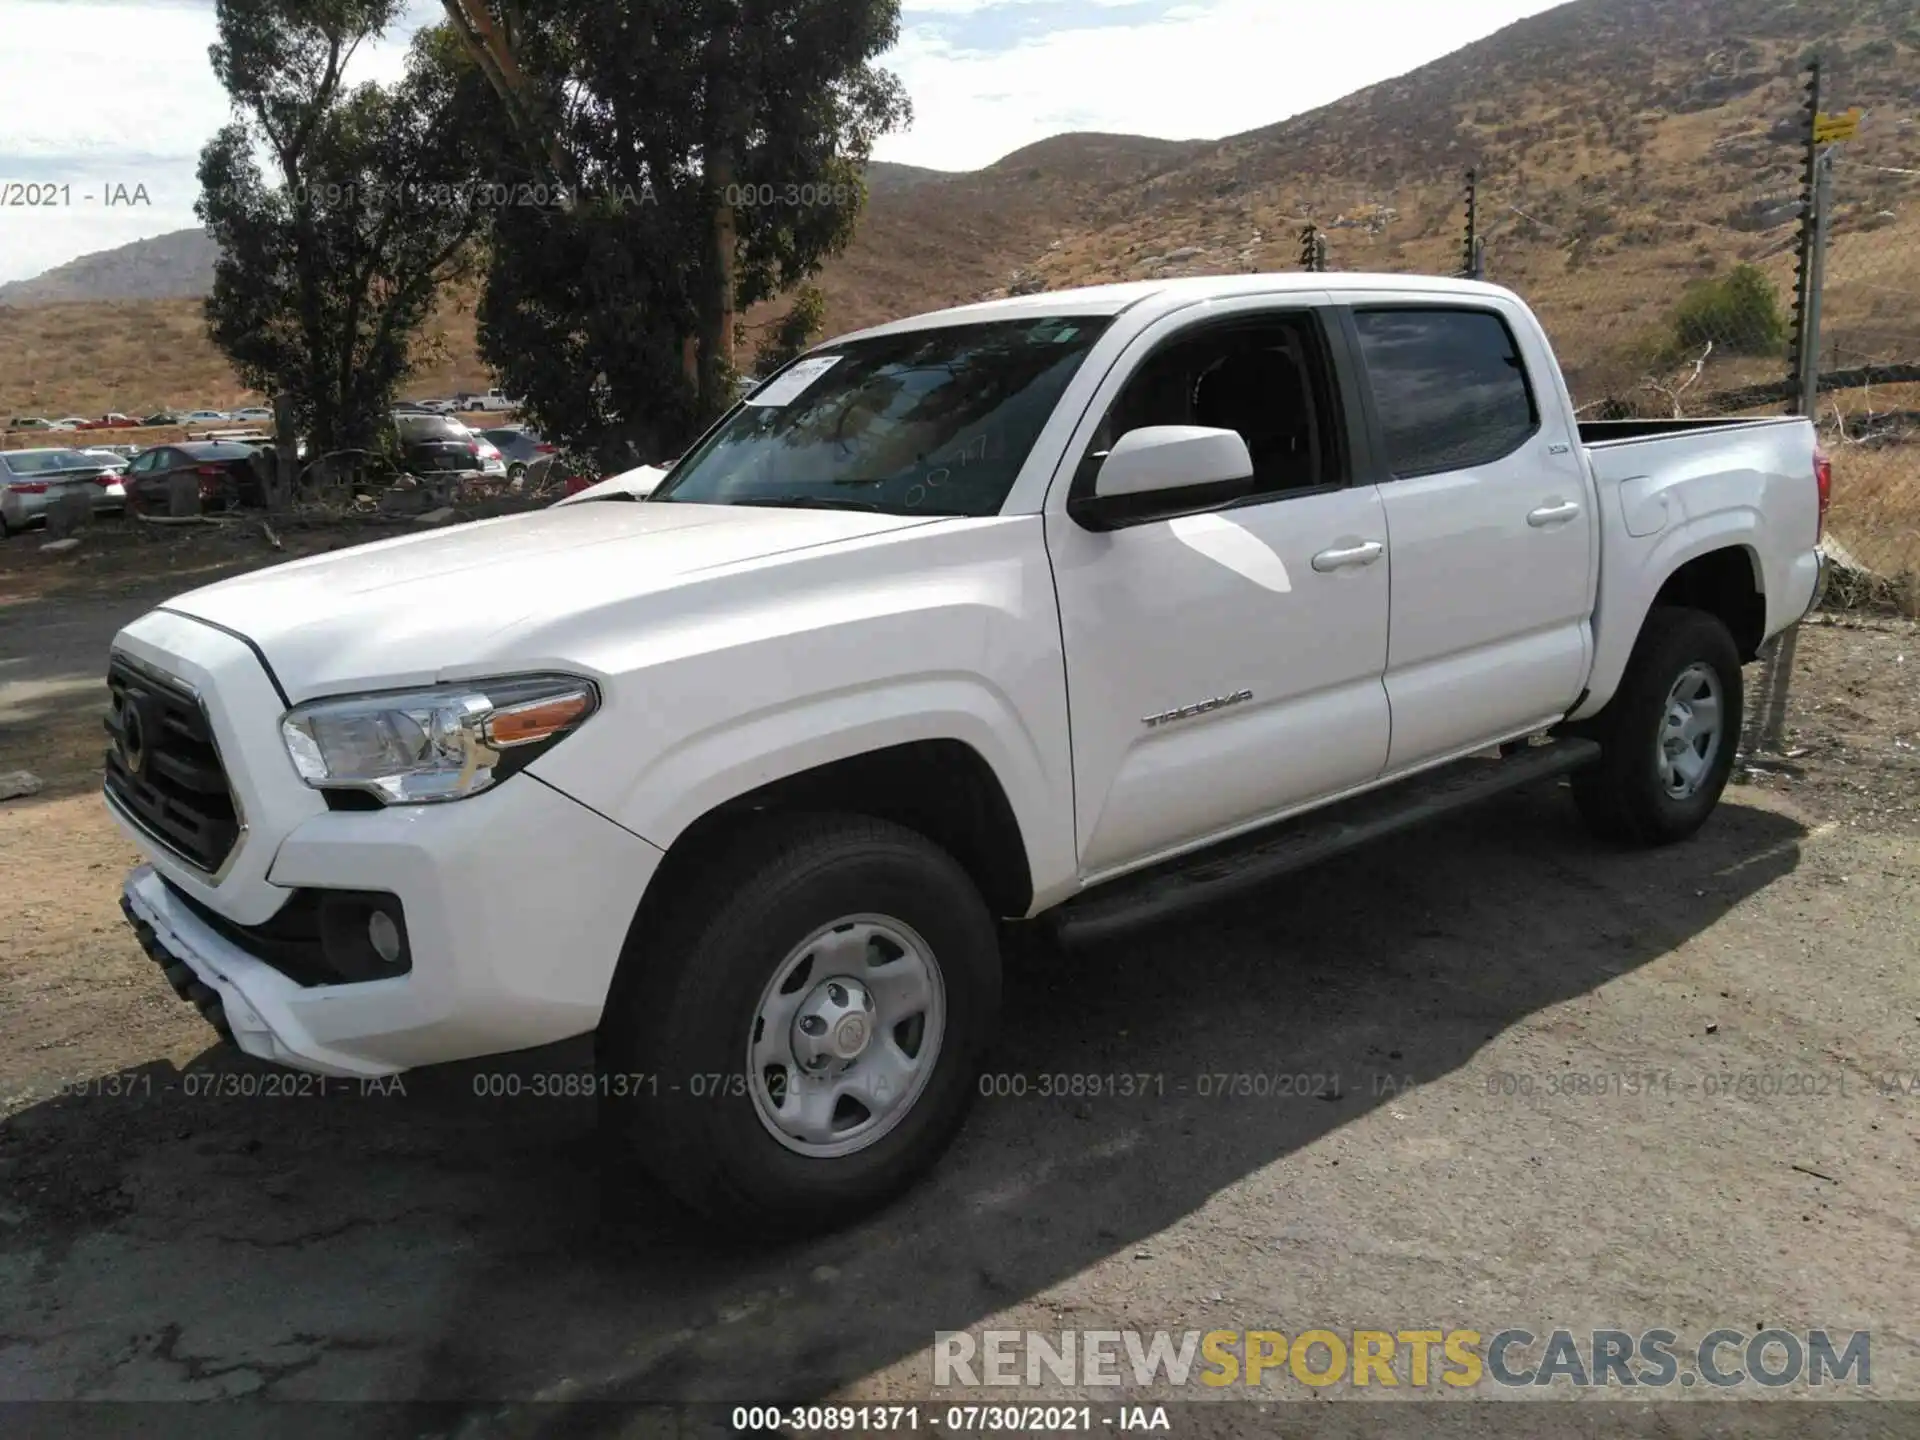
top-left (280, 674), bottom-right (598, 804)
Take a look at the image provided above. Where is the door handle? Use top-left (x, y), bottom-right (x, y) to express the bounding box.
top-left (1528, 500), bottom-right (1581, 527)
top-left (1310, 540), bottom-right (1385, 572)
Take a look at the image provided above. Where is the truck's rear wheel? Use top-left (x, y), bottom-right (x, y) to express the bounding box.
top-left (1570, 605), bottom-right (1743, 846)
top-left (597, 813), bottom-right (1001, 1235)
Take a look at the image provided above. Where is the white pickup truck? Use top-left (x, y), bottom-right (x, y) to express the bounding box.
top-left (107, 274), bottom-right (1828, 1232)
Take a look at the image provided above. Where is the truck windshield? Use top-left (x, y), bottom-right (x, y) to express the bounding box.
top-left (651, 316), bottom-right (1111, 517)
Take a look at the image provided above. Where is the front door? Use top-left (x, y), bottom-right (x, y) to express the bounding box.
top-left (1047, 306), bottom-right (1392, 878)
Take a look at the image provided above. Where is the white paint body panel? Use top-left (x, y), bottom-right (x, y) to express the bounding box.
top-left (101, 274), bottom-right (1821, 1076)
top-left (1573, 419), bottom-right (1821, 721)
top-left (1336, 289), bottom-right (1597, 768)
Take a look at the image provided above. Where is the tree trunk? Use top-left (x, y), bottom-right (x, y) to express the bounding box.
top-left (270, 393), bottom-right (298, 513)
top-left (699, 154), bottom-right (738, 418)
top-left (697, 14), bottom-right (741, 420)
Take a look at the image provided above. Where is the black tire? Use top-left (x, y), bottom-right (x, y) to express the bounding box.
top-left (597, 812), bottom-right (1001, 1235)
top-left (1570, 605), bottom-right (1743, 846)
top-left (507, 462), bottom-right (527, 488)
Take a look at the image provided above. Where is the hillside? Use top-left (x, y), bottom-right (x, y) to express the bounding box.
top-left (2, 0), bottom-right (1914, 419)
top-left (0, 228), bottom-right (218, 307)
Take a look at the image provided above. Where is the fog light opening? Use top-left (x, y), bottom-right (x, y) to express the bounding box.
top-left (368, 909), bottom-right (403, 966)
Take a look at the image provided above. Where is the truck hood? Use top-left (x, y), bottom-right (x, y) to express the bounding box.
top-left (163, 501), bottom-right (939, 700)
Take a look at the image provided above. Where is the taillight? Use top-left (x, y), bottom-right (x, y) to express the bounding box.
top-left (7, 481), bottom-right (49, 494)
top-left (534, 443), bottom-right (556, 454)
top-left (96, 474), bottom-right (117, 486)
top-left (467, 442), bottom-right (481, 457)
top-left (1813, 447), bottom-right (1831, 543)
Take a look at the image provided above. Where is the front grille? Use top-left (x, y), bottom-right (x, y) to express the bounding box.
top-left (104, 656), bottom-right (242, 873)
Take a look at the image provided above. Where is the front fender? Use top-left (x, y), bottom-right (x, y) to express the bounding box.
top-left (524, 516), bottom-right (1080, 907)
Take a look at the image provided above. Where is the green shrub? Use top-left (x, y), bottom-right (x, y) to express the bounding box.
top-left (1671, 263), bottom-right (1788, 357)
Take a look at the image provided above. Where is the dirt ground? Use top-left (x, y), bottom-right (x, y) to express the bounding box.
top-left (2, 528), bottom-right (1917, 1432)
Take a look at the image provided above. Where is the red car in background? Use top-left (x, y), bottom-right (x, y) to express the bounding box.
top-left (75, 414), bottom-right (142, 430)
top-left (120, 442), bottom-right (266, 514)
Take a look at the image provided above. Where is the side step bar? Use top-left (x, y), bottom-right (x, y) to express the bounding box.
top-left (1051, 737), bottom-right (1601, 947)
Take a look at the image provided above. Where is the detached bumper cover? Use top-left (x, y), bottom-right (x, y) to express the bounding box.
top-left (118, 774), bottom-right (666, 1076)
top-left (123, 865), bottom-right (377, 1075)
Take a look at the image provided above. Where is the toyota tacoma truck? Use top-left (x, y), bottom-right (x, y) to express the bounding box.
top-left (106, 274), bottom-right (1829, 1232)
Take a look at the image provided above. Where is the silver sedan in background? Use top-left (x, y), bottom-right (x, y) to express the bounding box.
top-left (0, 448), bottom-right (127, 536)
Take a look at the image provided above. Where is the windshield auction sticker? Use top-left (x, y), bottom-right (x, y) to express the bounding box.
top-left (744, 354), bottom-right (843, 407)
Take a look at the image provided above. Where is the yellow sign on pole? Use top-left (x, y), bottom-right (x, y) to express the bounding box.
top-left (1814, 107), bottom-right (1862, 144)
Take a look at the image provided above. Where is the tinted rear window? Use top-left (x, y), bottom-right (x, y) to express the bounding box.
top-left (179, 442), bottom-right (255, 459)
top-left (1352, 309), bottom-right (1538, 477)
top-left (396, 416), bottom-right (464, 440)
top-left (5, 451), bottom-right (90, 474)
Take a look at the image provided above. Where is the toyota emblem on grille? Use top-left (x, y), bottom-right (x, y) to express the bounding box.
top-left (118, 697), bottom-right (148, 776)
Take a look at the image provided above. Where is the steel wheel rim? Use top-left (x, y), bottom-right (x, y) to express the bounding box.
top-left (747, 914), bottom-right (946, 1158)
top-left (1657, 662), bottom-right (1724, 800)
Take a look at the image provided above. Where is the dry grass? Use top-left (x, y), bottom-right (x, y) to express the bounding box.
top-left (1826, 439), bottom-right (1920, 589)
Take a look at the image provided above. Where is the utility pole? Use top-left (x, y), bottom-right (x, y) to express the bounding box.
top-left (1297, 224), bottom-right (1327, 273)
top-left (1462, 169), bottom-right (1482, 280)
top-left (1787, 58), bottom-right (1824, 417)
top-left (1750, 58), bottom-right (1833, 758)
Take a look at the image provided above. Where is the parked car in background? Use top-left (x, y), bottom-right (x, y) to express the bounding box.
top-left (183, 410), bottom-right (230, 424)
top-left (553, 461), bottom-right (666, 504)
top-left (463, 388), bottom-right (518, 413)
top-left (120, 442), bottom-right (265, 515)
top-left (477, 426), bottom-right (558, 485)
top-left (77, 413), bottom-right (141, 430)
top-left (0, 447), bottom-right (127, 534)
top-left (391, 412), bottom-right (490, 476)
top-left (466, 428), bottom-right (509, 476)
top-left (7, 416), bottom-right (58, 431)
top-left (51, 418), bottom-right (88, 430)
top-left (232, 407), bottom-right (274, 424)
top-left (142, 412), bottom-right (182, 427)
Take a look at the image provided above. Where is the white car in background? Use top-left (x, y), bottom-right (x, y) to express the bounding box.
top-left (553, 462), bottom-right (666, 504)
top-left (232, 407), bottom-right (274, 424)
top-left (184, 410), bottom-right (230, 424)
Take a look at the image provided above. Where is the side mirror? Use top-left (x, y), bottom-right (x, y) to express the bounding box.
top-left (1068, 425), bottom-right (1254, 531)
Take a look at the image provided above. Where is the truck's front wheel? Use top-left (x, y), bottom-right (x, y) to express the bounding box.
top-left (1571, 605), bottom-right (1744, 846)
top-left (598, 814), bottom-right (1001, 1234)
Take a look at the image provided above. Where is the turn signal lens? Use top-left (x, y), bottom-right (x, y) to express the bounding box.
top-left (482, 691), bottom-right (595, 748)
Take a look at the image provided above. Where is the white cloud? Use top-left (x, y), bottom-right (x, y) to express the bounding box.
top-left (0, 0), bottom-right (1573, 283)
top-left (0, 0), bottom-right (440, 282)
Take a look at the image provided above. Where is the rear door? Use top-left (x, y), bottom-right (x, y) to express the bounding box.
top-left (1046, 297), bottom-right (1393, 877)
top-left (1340, 297), bottom-right (1596, 770)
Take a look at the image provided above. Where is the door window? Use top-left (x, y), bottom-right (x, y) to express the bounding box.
top-left (1351, 308), bottom-right (1538, 478)
top-left (1078, 313), bottom-right (1345, 502)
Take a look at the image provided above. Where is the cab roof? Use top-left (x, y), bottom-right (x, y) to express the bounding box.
top-left (826, 271), bottom-right (1516, 346)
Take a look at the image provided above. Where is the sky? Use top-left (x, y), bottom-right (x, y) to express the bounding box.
top-left (0, 0), bottom-right (1571, 285)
